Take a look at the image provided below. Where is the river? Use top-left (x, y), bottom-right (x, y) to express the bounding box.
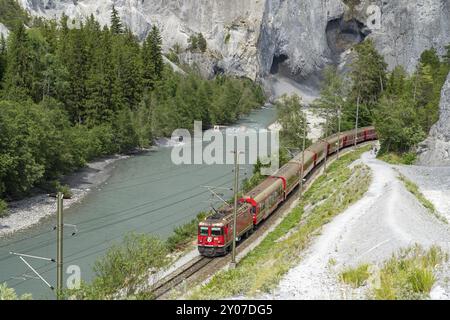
top-left (0, 106), bottom-right (277, 299)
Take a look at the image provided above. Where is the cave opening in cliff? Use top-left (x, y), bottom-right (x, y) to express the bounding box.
top-left (326, 16), bottom-right (370, 59)
top-left (270, 54), bottom-right (289, 75)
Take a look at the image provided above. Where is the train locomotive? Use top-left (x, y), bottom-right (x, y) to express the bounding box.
top-left (198, 126), bottom-right (378, 257)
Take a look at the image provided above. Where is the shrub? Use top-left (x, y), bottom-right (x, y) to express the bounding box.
top-left (0, 199), bottom-right (8, 218)
top-left (68, 233), bottom-right (170, 299)
top-left (372, 245), bottom-right (448, 300)
top-left (166, 212), bottom-right (208, 252)
top-left (378, 152), bottom-right (417, 165)
top-left (340, 264), bottom-right (371, 288)
top-left (57, 184), bottom-right (73, 200)
top-left (0, 282), bottom-right (32, 300)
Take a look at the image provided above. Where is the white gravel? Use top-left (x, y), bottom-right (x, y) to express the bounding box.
top-left (263, 151), bottom-right (450, 300)
top-left (0, 155), bottom-right (128, 237)
top-left (395, 165), bottom-right (450, 223)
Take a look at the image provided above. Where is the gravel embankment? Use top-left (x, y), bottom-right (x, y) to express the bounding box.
top-left (264, 151), bottom-right (450, 300)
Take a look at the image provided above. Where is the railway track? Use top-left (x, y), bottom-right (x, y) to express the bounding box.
top-left (151, 256), bottom-right (213, 299)
top-left (151, 142), bottom-right (375, 299)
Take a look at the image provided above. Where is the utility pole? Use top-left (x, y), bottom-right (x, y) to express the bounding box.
top-left (10, 192), bottom-right (76, 298)
top-left (299, 118), bottom-right (308, 201)
top-left (337, 105), bottom-right (342, 159)
top-left (354, 94), bottom-right (360, 149)
top-left (56, 192), bottom-right (63, 298)
top-left (230, 148), bottom-right (240, 268)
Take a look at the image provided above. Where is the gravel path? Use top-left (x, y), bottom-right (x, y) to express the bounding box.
top-left (264, 151), bottom-right (450, 300)
top-left (0, 155), bottom-right (128, 237)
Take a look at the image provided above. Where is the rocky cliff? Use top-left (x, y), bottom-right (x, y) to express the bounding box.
top-left (17, 0), bottom-right (450, 80)
top-left (418, 73), bottom-right (450, 166)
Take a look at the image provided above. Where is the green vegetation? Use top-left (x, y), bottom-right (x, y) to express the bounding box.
top-left (0, 199), bottom-right (7, 217)
top-left (0, 282), bottom-right (32, 300)
top-left (372, 245), bottom-right (447, 300)
top-left (276, 94), bottom-right (311, 151)
top-left (397, 172), bottom-right (447, 224)
top-left (224, 33), bottom-right (231, 44)
top-left (0, 12), bottom-right (265, 206)
top-left (0, 0), bottom-right (30, 30)
top-left (378, 152), bottom-right (417, 165)
top-left (56, 183), bottom-right (73, 200)
top-left (188, 146), bottom-right (372, 299)
top-left (188, 33), bottom-right (207, 53)
top-left (340, 264), bottom-right (371, 288)
top-left (166, 212), bottom-right (208, 252)
top-left (314, 40), bottom-right (450, 160)
top-left (313, 65), bottom-right (347, 136)
top-left (67, 233), bottom-right (170, 299)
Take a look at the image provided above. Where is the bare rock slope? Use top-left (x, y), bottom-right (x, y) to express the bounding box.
top-left (418, 73), bottom-right (450, 166)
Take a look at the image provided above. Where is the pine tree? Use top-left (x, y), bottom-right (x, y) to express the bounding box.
top-left (0, 33), bottom-right (6, 84)
top-left (110, 5), bottom-right (123, 35)
top-left (64, 27), bottom-right (89, 123)
top-left (349, 39), bottom-right (387, 127)
top-left (444, 44), bottom-right (450, 65)
top-left (188, 34), bottom-right (198, 51)
top-left (419, 48), bottom-right (441, 75)
top-left (197, 33), bottom-right (207, 53)
top-left (275, 94), bottom-right (309, 150)
top-left (142, 25), bottom-right (164, 90)
top-left (386, 66), bottom-right (408, 97)
top-left (112, 33), bottom-right (143, 111)
top-left (3, 23), bottom-right (33, 100)
top-left (314, 66), bottom-right (348, 135)
top-left (85, 27), bottom-right (115, 125)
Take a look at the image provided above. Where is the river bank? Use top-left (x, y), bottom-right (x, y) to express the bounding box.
top-left (0, 154), bottom-right (129, 238)
top-left (0, 104), bottom-right (277, 239)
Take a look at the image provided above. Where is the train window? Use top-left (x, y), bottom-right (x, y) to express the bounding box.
top-left (252, 206), bottom-right (257, 214)
top-left (199, 227), bottom-right (209, 236)
top-left (211, 228), bottom-right (222, 236)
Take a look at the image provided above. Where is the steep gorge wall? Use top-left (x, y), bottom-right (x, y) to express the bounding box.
top-left (18, 0), bottom-right (450, 80)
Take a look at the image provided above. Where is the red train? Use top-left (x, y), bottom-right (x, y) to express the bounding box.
top-left (198, 126), bottom-right (377, 257)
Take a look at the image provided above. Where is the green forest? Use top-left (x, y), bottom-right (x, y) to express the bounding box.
top-left (314, 39), bottom-right (450, 161)
top-left (0, 9), bottom-right (265, 211)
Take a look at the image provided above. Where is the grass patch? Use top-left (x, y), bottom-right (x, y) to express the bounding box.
top-left (340, 264), bottom-right (371, 288)
top-left (224, 33), bottom-right (231, 44)
top-left (188, 145), bottom-right (372, 299)
top-left (372, 245), bottom-right (448, 300)
top-left (166, 212), bottom-right (208, 252)
top-left (397, 172), bottom-right (447, 224)
top-left (378, 152), bottom-right (417, 165)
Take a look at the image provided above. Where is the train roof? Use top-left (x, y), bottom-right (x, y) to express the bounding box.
top-left (200, 204), bottom-right (251, 226)
top-left (244, 177), bottom-right (279, 198)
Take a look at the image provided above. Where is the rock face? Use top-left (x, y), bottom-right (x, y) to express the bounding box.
top-left (418, 73), bottom-right (450, 166)
top-left (367, 0), bottom-right (450, 74)
top-left (17, 0), bottom-right (450, 80)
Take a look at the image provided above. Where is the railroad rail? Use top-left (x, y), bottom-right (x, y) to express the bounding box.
top-left (151, 256), bottom-right (213, 298)
top-left (151, 141), bottom-right (376, 299)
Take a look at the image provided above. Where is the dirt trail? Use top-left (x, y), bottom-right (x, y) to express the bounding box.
top-left (266, 151), bottom-right (450, 300)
